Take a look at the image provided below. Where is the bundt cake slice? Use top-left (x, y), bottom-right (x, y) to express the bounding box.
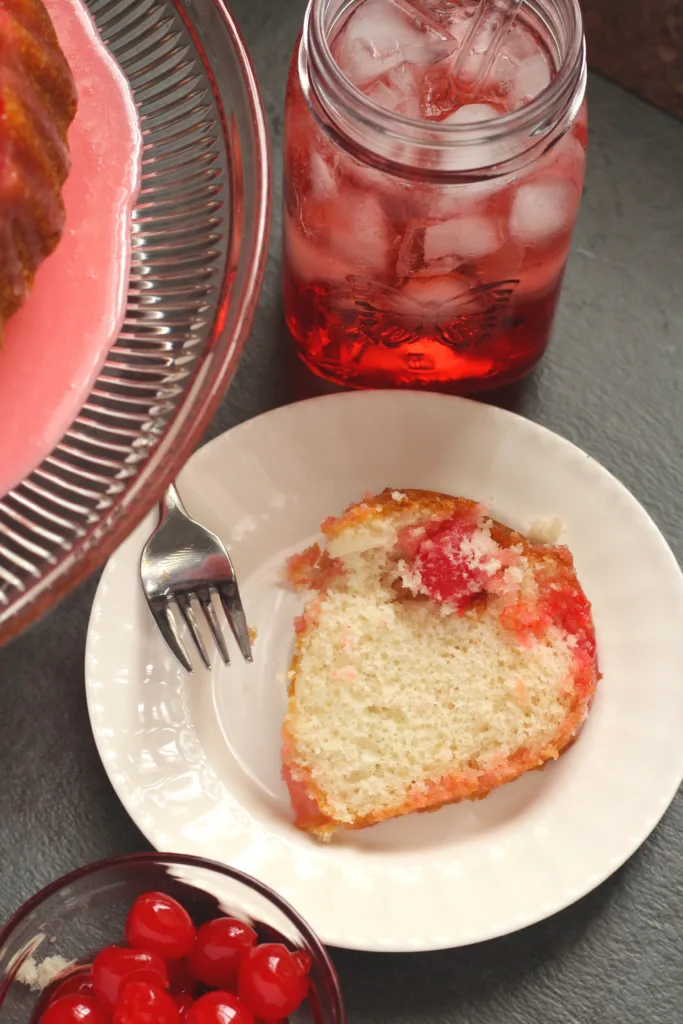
top-left (0, 0), bottom-right (77, 338)
top-left (283, 489), bottom-right (599, 840)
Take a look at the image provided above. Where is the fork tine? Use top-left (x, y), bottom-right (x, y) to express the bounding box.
top-left (150, 600), bottom-right (193, 673)
top-left (219, 584), bottom-right (253, 663)
top-left (198, 589), bottom-right (230, 666)
top-left (176, 594), bottom-right (211, 669)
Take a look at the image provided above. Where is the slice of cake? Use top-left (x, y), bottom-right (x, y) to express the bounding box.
top-left (0, 0), bottom-right (78, 338)
top-left (282, 489), bottom-right (599, 841)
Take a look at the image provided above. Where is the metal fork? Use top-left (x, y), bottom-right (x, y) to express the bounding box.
top-left (140, 483), bottom-right (253, 672)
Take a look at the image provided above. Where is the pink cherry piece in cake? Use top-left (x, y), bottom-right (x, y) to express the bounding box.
top-left (0, 0), bottom-right (141, 498)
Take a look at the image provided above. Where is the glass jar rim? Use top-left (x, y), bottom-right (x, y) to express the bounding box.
top-left (303, 0), bottom-right (586, 170)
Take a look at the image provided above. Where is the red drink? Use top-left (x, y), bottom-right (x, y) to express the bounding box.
top-left (283, 0), bottom-right (587, 391)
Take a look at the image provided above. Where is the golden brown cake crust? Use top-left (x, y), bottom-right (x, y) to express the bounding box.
top-left (0, 0), bottom-right (78, 335)
top-left (282, 489), bottom-right (600, 840)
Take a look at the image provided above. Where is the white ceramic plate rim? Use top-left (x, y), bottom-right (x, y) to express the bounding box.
top-left (86, 391), bottom-right (683, 952)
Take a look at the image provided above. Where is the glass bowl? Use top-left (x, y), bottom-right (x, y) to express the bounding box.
top-left (0, 0), bottom-right (271, 644)
top-left (0, 853), bottom-right (345, 1024)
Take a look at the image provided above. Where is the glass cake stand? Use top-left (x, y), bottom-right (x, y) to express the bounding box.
top-left (0, 0), bottom-right (271, 643)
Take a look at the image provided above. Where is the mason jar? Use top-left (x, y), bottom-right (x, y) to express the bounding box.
top-left (282, 0), bottom-right (587, 392)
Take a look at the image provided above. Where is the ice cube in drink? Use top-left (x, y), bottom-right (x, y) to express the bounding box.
top-left (283, 0), bottom-right (587, 390)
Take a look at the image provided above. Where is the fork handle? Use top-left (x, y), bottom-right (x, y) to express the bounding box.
top-left (159, 482), bottom-right (187, 520)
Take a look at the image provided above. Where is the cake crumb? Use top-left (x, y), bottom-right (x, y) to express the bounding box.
top-left (502, 564), bottom-right (525, 590)
top-left (391, 491), bottom-right (408, 503)
top-left (528, 516), bottom-right (564, 545)
top-left (248, 626), bottom-right (258, 644)
top-left (16, 954), bottom-right (72, 992)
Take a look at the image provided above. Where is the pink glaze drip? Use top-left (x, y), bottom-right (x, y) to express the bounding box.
top-left (0, 0), bottom-right (141, 497)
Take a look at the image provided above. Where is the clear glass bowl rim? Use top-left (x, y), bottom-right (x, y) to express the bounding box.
top-left (0, 851), bottom-right (346, 1021)
top-left (0, 0), bottom-right (271, 645)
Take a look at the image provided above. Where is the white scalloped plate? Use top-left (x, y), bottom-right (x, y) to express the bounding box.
top-left (85, 391), bottom-right (683, 952)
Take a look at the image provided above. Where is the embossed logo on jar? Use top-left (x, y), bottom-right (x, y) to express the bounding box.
top-left (332, 276), bottom-right (520, 352)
